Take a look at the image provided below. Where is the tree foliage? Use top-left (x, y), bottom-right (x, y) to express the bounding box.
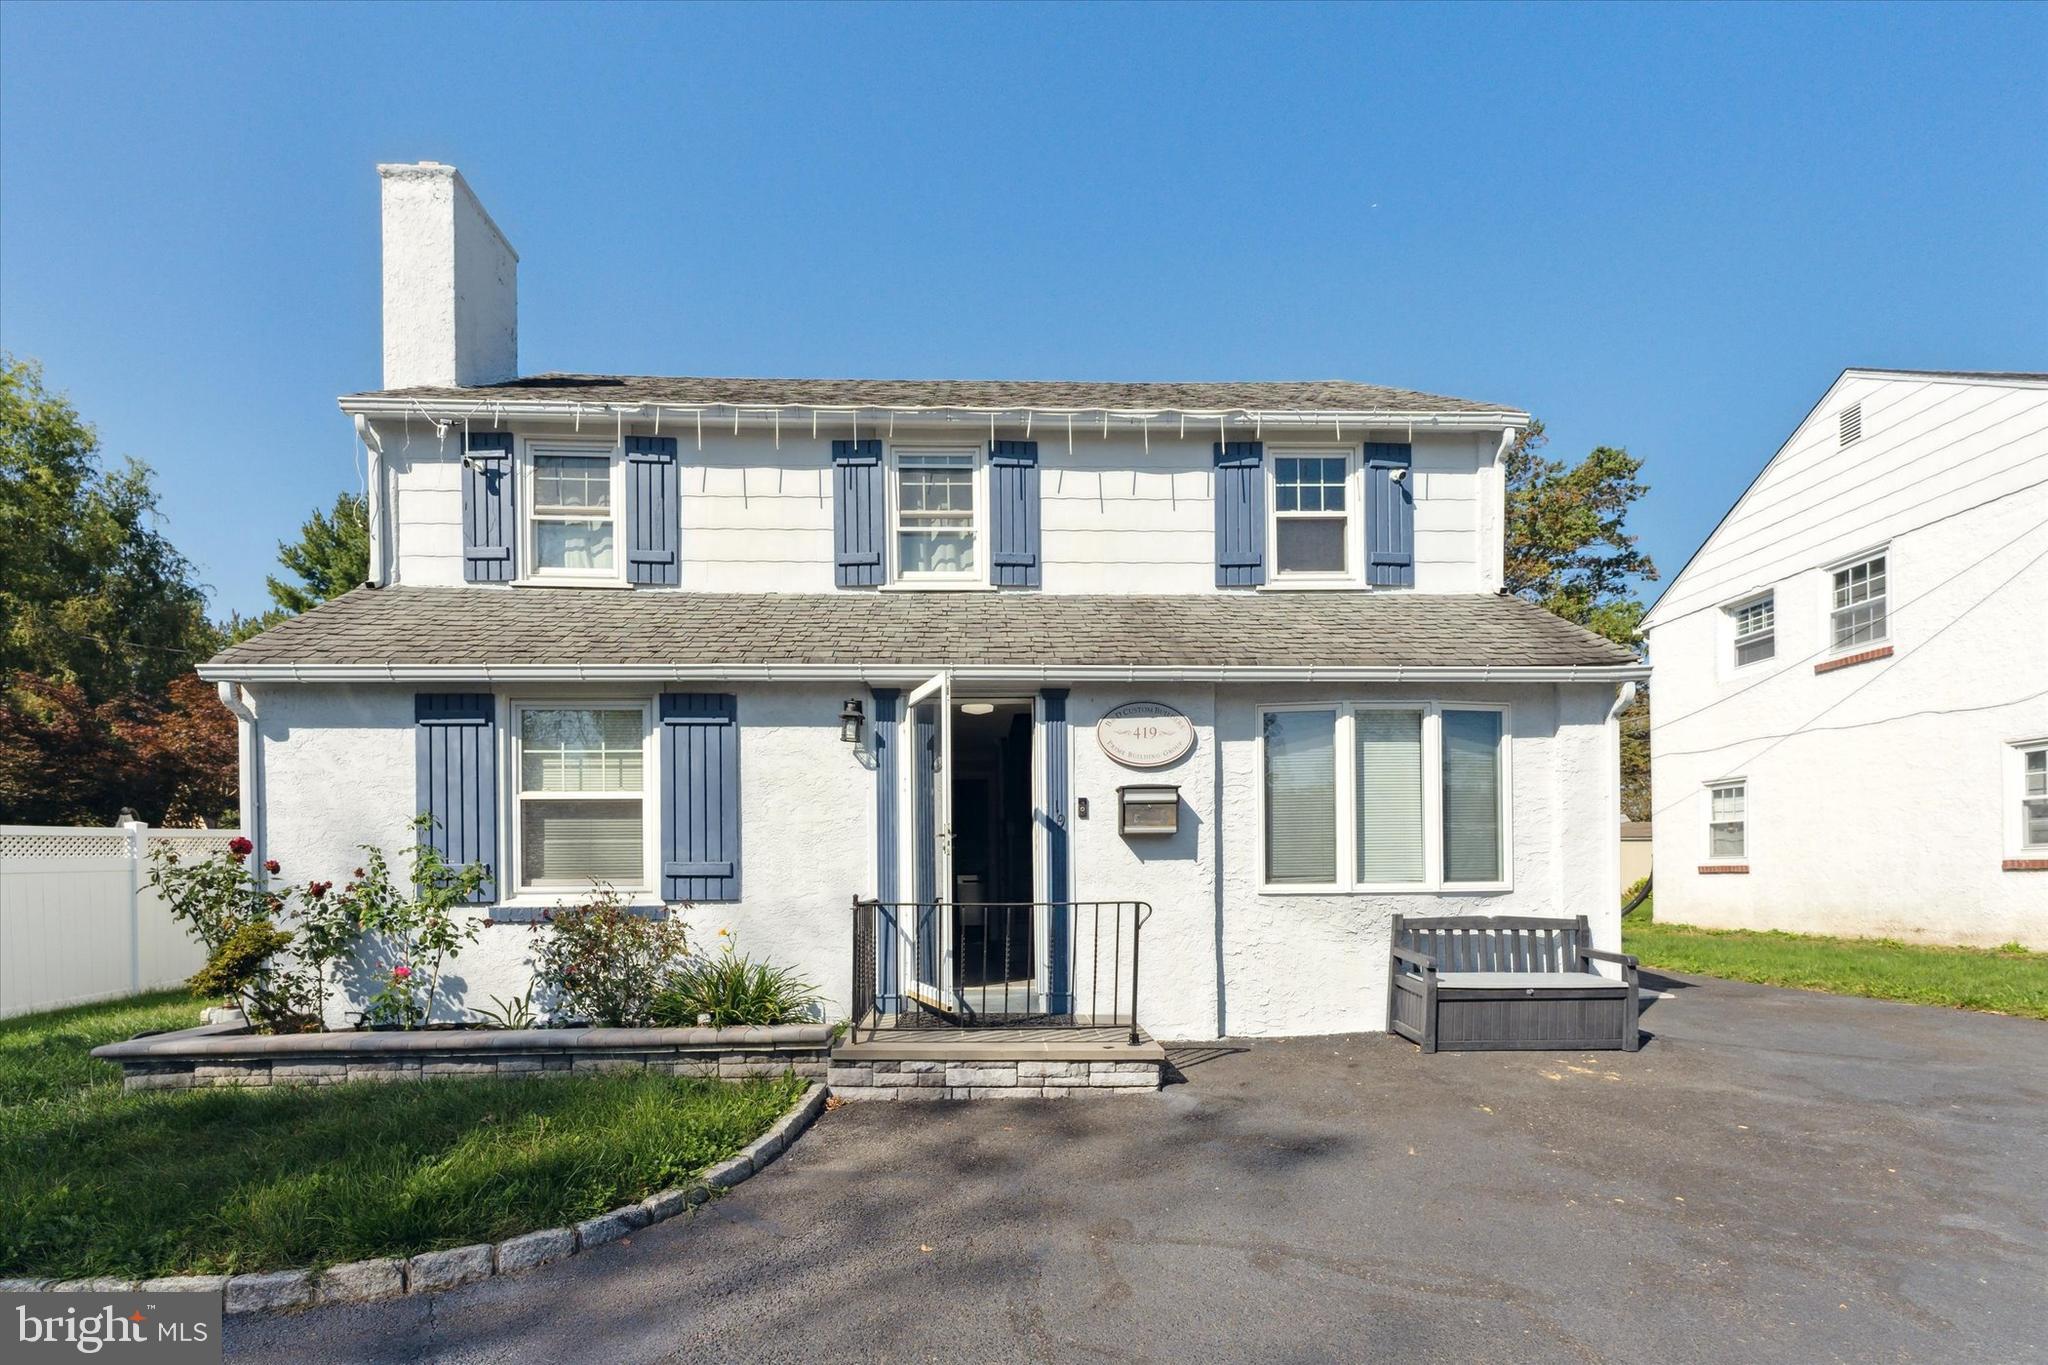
top-left (267, 493), bottom-right (368, 615)
top-left (1502, 419), bottom-right (1657, 821)
top-left (1, 355), bottom-right (217, 703)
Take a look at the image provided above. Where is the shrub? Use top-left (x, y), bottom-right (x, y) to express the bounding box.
top-left (147, 839), bottom-right (319, 1033)
top-left (530, 887), bottom-right (690, 1027)
top-left (652, 932), bottom-right (821, 1028)
top-left (327, 820), bottom-right (488, 1029)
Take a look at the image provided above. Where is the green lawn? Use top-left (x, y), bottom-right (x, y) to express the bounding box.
top-left (1623, 904), bottom-right (2048, 1019)
top-left (0, 991), bottom-right (805, 1280)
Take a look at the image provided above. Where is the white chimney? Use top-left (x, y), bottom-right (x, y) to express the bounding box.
top-left (378, 162), bottom-right (518, 390)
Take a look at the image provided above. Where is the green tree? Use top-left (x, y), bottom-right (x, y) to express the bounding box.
top-left (266, 493), bottom-right (368, 615)
top-left (0, 354), bottom-right (217, 703)
top-left (1503, 419), bottom-right (1658, 822)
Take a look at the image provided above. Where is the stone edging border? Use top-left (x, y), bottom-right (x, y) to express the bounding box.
top-left (0, 1082), bottom-right (827, 1315)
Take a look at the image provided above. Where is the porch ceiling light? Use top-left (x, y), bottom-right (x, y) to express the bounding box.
top-left (960, 702), bottom-right (996, 715)
top-left (838, 698), bottom-right (865, 744)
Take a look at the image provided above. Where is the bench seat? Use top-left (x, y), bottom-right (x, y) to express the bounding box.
top-left (1434, 971), bottom-right (1621, 992)
top-left (1388, 914), bottom-right (1641, 1052)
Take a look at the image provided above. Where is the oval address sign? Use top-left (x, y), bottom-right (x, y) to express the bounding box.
top-left (1096, 702), bottom-right (1196, 769)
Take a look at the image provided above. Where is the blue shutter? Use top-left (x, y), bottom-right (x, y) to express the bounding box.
top-left (414, 694), bottom-right (499, 903)
top-left (463, 433), bottom-right (516, 582)
top-left (1365, 442), bottom-right (1415, 588)
top-left (832, 439), bottom-right (886, 587)
top-left (623, 436), bottom-right (679, 586)
top-left (1213, 441), bottom-right (1266, 587)
top-left (870, 688), bottom-right (901, 1009)
top-left (1041, 688), bottom-right (1072, 1013)
top-left (988, 440), bottom-right (1041, 587)
top-left (659, 693), bottom-right (740, 902)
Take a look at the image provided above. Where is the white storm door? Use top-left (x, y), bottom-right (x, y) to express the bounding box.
top-left (904, 671), bottom-right (954, 1009)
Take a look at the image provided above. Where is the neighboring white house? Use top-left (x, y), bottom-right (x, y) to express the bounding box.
top-left (196, 163), bottom-right (1647, 1039)
top-left (1644, 369), bottom-right (2048, 949)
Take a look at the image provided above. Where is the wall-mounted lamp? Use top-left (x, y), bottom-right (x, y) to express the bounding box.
top-left (838, 698), bottom-right (865, 745)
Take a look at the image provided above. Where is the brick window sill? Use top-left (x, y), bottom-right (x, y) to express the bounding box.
top-left (1815, 645), bottom-right (1893, 675)
top-left (1699, 864), bottom-right (1749, 875)
top-left (2003, 858), bottom-right (2048, 872)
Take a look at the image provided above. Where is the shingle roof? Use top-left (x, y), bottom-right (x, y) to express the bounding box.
top-left (344, 374), bottom-right (1521, 417)
top-left (203, 587), bottom-right (1638, 673)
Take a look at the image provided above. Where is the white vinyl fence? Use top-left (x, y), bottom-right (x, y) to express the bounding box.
top-left (0, 824), bottom-right (234, 1019)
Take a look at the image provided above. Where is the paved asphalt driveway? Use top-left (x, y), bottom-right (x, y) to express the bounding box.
top-left (228, 974), bottom-right (2046, 1363)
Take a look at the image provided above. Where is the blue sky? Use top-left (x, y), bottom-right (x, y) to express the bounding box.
top-left (3, 1), bottom-right (2043, 619)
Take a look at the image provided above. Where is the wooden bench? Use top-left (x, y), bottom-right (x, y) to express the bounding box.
top-left (1387, 914), bottom-right (1641, 1052)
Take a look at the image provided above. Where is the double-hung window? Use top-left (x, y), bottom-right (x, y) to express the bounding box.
top-left (529, 446), bottom-right (619, 577)
top-left (1706, 780), bottom-right (1747, 861)
top-left (516, 705), bottom-right (648, 892)
top-left (1830, 554), bottom-right (1888, 649)
top-left (1731, 594), bottom-right (1776, 667)
top-left (893, 448), bottom-right (978, 580)
top-left (2018, 744), bottom-right (2048, 852)
top-left (1261, 702), bottom-right (1508, 891)
top-left (1270, 451), bottom-right (1353, 578)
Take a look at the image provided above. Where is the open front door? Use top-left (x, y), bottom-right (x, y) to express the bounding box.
top-left (903, 671), bottom-right (953, 1013)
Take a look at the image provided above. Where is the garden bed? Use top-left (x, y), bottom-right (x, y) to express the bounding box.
top-left (1, 992), bottom-right (821, 1292)
top-left (91, 1019), bottom-right (834, 1090)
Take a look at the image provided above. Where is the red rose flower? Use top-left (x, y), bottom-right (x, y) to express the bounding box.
top-left (264, 859), bottom-right (281, 875)
top-left (228, 836), bottom-right (254, 857)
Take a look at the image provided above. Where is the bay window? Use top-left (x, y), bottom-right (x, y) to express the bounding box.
top-left (516, 705), bottom-right (648, 891)
top-left (1261, 702), bottom-right (1510, 891)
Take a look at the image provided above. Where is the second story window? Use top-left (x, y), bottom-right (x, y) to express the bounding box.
top-left (1731, 594), bottom-right (1776, 667)
top-left (1830, 554), bottom-right (1888, 650)
top-left (1270, 451), bottom-right (1352, 579)
top-left (530, 448), bottom-right (618, 576)
top-left (894, 449), bottom-right (978, 580)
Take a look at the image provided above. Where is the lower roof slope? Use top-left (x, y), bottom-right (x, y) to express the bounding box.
top-left (202, 587), bottom-right (1640, 677)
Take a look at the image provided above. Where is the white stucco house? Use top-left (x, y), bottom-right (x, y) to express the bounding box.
top-left (196, 163), bottom-right (1647, 1041)
top-left (1645, 369), bottom-right (2048, 949)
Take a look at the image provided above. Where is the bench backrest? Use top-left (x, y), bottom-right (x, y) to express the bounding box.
top-left (1392, 914), bottom-right (1592, 974)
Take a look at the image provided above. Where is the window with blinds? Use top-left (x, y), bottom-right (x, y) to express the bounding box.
top-left (1263, 709), bottom-right (1337, 884)
top-left (518, 706), bottom-right (646, 888)
top-left (1707, 781), bottom-right (1746, 860)
top-left (1260, 702), bottom-right (1510, 891)
top-left (1441, 710), bottom-right (1504, 884)
top-left (1731, 594), bottom-right (1776, 667)
top-left (1355, 710), bottom-right (1424, 883)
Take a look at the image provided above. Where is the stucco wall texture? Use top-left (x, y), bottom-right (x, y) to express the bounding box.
top-left (252, 680), bottom-right (1623, 1040)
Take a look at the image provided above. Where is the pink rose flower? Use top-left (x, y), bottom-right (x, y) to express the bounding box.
top-left (392, 965), bottom-right (412, 980)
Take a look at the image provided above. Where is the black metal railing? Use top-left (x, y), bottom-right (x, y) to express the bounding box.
top-left (850, 898), bottom-right (1147, 1044)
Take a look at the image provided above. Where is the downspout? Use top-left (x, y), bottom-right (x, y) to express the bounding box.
top-left (354, 414), bottom-right (387, 587)
top-left (216, 682), bottom-right (263, 864)
top-left (1600, 680), bottom-right (1639, 966)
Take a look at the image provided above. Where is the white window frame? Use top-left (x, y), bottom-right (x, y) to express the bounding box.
top-left (1255, 700), bottom-right (1512, 894)
top-left (1703, 777), bottom-right (1747, 865)
top-left (1825, 547), bottom-right (1890, 654)
top-left (1726, 590), bottom-right (1777, 670)
top-left (886, 443), bottom-right (988, 587)
top-left (506, 698), bottom-right (655, 899)
top-left (522, 440), bottom-right (627, 584)
top-left (2007, 738), bottom-right (2048, 857)
top-left (1264, 445), bottom-right (1362, 586)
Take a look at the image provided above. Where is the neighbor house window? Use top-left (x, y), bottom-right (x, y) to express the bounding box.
top-left (894, 449), bottom-right (978, 578)
top-left (1707, 781), bottom-right (1746, 860)
top-left (1270, 451), bottom-right (1352, 577)
top-left (530, 449), bottom-right (618, 575)
top-left (517, 706), bottom-right (646, 890)
top-left (1830, 554), bottom-right (1888, 649)
top-left (2019, 745), bottom-right (2048, 850)
top-left (1260, 702), bottom-right (1509, 891)
top-left (1731, 594), bottom-right (1776, 667)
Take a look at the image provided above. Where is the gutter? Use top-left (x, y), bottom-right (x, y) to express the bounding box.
top-left (336, 395), bottom-right (1531, 434)
top-left (198, 661), bottom-right (1650, 686)
top-left (353, 414), bottom-right (386, 587)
